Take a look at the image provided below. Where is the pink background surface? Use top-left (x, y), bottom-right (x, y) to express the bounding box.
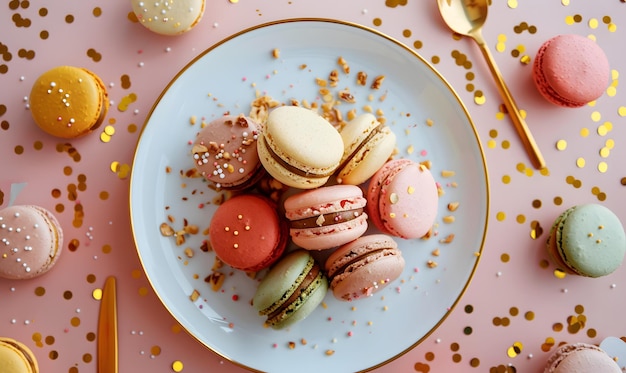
top-left (2, 0), bottom-right (625, 372)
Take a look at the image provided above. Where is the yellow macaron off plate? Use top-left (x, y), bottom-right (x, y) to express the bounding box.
top-left (130, 19), bottom-right (488, 373)
top-left (0, 337), bottom-right (39, 373)
top-left (29, 66), bottom-right (109, 139)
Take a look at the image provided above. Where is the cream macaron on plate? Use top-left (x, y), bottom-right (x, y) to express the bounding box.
top-left (130, 19), bottom-right (489, 373)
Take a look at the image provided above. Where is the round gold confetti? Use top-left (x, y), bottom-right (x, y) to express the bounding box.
top-left (561, 0), bottom-right (569, 5)
top-left (580, 127), bottom-right (589, 137)
top-left (600, 147), bottom-right (610, 158)
top-left (172, 361), bottom-right (184, 372)
top-left (565, 15), bottom-right (575, 25)
top-left (597, 125), bottom-right (608, 136)
top-left (92, 288), bottom-right (103, 300)
top-left (502, 175), bottom-right (511, 184)
top-left (516, 214), bottom-right (526, 224)
top-left (553, 269), bottom-right (567, 279)
top-left (588, 18), bottom-right (598, 29)
top-left (576, 157), bottom-right (586, 168)
top-left (487, 139), bottom-right (497, 149)
top-left (606, 138), bottom-right (615, 149)
top-left (598, 161), bottom-right (608, 173)
top-left (507, 0), bottom-right (518, 8)
top-left (501, 253), bottom-right (510, 262)
top-left (35, 286), bottom-right (46, 296)
top-left (474, 93), bottom-right (486, 105)
top-left (496, 212), bottom-right (506, 221)
top-left (229, 0), bottom-right (238, 2)
top-left (556, 139), bottom-right (567, 150)
top-left (607, 86), bottom-right (616, 97)
top-left (104, 125), bottom-right (115, 136)
top-left (100, 133), bottom-right (111, 143)
top-left (591, 111), bottom-right (601, 122)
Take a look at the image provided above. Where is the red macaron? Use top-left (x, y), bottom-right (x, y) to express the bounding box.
top-left (208, 194), bottom-right (287, 272)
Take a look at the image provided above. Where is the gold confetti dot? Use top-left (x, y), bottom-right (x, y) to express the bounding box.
top-left (474, 93), bottom-right (486, 105)
top-left (591, 111), bottom-right (601, 122)
top-left (561, 0), bottom-right (569, 5)
top-left (554, 269), bottom-right (566, 279)
top-left (565, 15), bottom-right (575, 25)
top-left (502, 175), bottom-right (511, 184)
top-left (496, 211), bottom-right (506, 221)
top-left (229, 0), bottom-right (238, 3)
top-left (496, 42), bottom-right (506, 53)
top-left (556, 140), bottom-right (567, 150)
top-left (588, 18), bottom-right (598, 29)
top-left (92, 288), bottom-right (103, 300)
top-left (598, 161), bottom-right (608, 173)
top-left (100, 133), bottom-right (111, 143)
top-left (71, 317), bottom-right (81, 327)
top-left (580, 127), bottom-right (589, 137)
top-left (608, 23), bottom-right (617, 32)
top-left (576, 157), bottom-right (586, 168)
top-left (597, 125), bottom-right (608, 136)
top-left (607, 86), bottom-right (616, 97)
top-left (172, 361), bottom-right (184, 372)
top-left (600, 147), bottom-right (610, 158)
top-left (507, 0), bottom-right (518, 8)
top-left (605, 139), bottom-right (615, 149)
top-left (487, 139), bottom-right (496, 148)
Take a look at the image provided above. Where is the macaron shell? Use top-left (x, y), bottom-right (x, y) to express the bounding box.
top-left (191, 115), bottom-right (262, 189)
top-left (558, 204), bottom-right (626, 277)
top-left (258, 106), bottom-right (343, 189)
top-left (0, 205), bottom-right (63, 280)
top-left (131, 0), bottom-right (206, 35)
top-left (546, 206), bottom-right (576, 273)
top-left (208, 195), bottom-right (286, 272)
top-left (29, 66), bottom-right (109, 138)
top-left (0, 337), bottom-right (39, 373)
top-left (533, 34), bottom-right (610, 107)
top-left (544, 343), bottom-right (620, 373)
top-left (337, 113), bottom-right (397, 185)
top-left (290, 216), bottom-right (368, 251)
top-left (367, 159), bottom-right (438, 239)
top-left (274, 277), bottom-right (328, 329)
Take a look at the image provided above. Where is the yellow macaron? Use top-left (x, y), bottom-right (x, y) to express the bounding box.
top-left (0, 337), bottom-right (39, 373)
top-left (29, 66), bottom-right (109, 139)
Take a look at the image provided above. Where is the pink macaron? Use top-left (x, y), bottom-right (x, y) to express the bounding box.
top-left (325, 234), bottom-right (405, 301)
top-left (533, 34), bottom-right (610, 108)
top-left (366, 159), bottom-right (438, 239)
top-left (543, 343), bottom-right (620, 373)
top-left (0, 205), bottom-right (63, 280)
top-left (191, 114), bottom-right (264, 190)
top-left (283, 184), bottom-right (368, 251)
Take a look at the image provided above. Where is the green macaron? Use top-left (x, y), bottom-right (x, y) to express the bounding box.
top-left (253, 250), bottom-right (328, 329)
top-left (547, 204), bottom-right (626, 277)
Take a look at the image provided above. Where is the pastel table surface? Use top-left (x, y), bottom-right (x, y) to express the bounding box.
top-left (2, 1), bottom-right (626, 372)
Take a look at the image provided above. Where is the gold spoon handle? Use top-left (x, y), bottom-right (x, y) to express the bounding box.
top-left (472, 32), bottom-right (546, 170)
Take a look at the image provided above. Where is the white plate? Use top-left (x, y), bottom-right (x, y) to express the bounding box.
top-left (130, 19), bottom-right (489, 373)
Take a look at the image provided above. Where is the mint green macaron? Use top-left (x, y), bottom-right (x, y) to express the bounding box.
top-left (253, 250), bottom-right (328, 329)
top-left (547, 204), bottom-right (626, 277)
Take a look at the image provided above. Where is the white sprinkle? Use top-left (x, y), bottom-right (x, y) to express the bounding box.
top-left (213, 22), bottom-right (219, 28)
top-left (24, 320), bottom-right (30, 325)
top-left (496, 271), bottom-right (502, 277)
top-left (562, 288), bottom-right (568, 293)
top-left (76, 308), bottom-right (81, 313)
top-left (528, 353), bottom-right (533, 359)
top-left (165, 47), bottom-right (171, 52)
top-left (138, 62), bottom-right (144, 67)
top-left (362, 8), bottom-right (368, 14)
top-left (109, 82), bottom-right (115, 88)
top-left (11, 319), bottom-right (16, 324)
top-left (133, 109), bottom-right (139, 115)
top-left (23, 96), bottom-right (28, 101)
top-left (10, 287), bottom-right (15, 292)
top-left (610, 283), bottom-right (616, 289)
top-left (435, 338), bottom-right (441, 343)
top-left (19, 76), bottom-right (25, 81)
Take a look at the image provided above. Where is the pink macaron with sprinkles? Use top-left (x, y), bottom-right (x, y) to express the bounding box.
top-left (283, 184), bottom-right (368, 251)
top-left (366, 159), bottom-right (438, 239)
top-left (0, 205), bottom-right (63, 280)
top-left (325, 234), bottom-right (405, 301)
top-left (532, 34), bottom-right (610, 108)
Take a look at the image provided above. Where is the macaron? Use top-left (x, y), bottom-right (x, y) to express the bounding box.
top-left (253, 250), bottom-right (328, 329)
top-left (543, 343), bottom-right (620, 373)
top-left (325, 234), bottom-right (405, 301)
top-left (336, 113), bottom-right (396, 185)
top-left (283, 185), bottom-right (368, 251)
top-left (0, 337), bottom-right (39, 373)
top-left (257, 106), bottom-right (344, 189)
top-left (131, 0), bottom-right (205, 36)
top-left (533, 34), bottom-right (610, 108)
top-left (208, 194), bottom-right (287, 272)
top-left (366, 159), bottom-right (438, 239)
top-left (191, 114), bottom-right (264, 190)
top-left (546, 203), bottom-right (626, 278)
top-left (29, 66), bottom-right (109, 138)
top-left (0, 205), bottom-right (63, 280)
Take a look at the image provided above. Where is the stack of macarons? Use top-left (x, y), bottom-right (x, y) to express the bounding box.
top-left (195, 105), bottom-right (442, 328)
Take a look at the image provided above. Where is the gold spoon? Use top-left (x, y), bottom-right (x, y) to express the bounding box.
top-left (436, 0), bottom-right (546, 170)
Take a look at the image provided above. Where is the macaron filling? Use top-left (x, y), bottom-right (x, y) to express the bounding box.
top-left (289, 208), bottom-right (365, 229)
top-left (265, 263), bottom-right (323, 326)
top-left (328, 248), bottom-right (386, 280)
top-left (337, 122), bottom-right (385, 172)
top-left (262, 136), bottom-right (335, 178)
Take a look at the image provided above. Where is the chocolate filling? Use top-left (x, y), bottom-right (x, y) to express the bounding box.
top-left (337, 123), bottom-right (385, 172)
top-left (263, 136), bottom-right (334, 178)
top-left (290, 208), bottom-right (364, 229)
top-left (267, 263), bottom-right (321, 323)
top-left (329, 248), bottom-right (386, 280)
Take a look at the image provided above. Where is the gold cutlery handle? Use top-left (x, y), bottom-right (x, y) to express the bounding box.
top-left (474, 32), bottom-right (546, 170)
top-left (98, 276), bottom-right (118, 373)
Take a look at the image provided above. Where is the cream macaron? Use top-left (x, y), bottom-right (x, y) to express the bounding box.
top-left (131, 0), bottom-right (206, 35)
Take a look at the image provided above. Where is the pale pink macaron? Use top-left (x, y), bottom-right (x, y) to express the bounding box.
top-left (543, 343), bottom-right (620, 373)
top-left (532, 34), bottom-right (610, 108)
top-left (0, 205), bottom-right (63, 280)
top-left (325, 234), bottom-right (405, 301)
top-left (284, 185), bottom-right (368, 250)
top-left (366, 159), bottom-right (438, 239)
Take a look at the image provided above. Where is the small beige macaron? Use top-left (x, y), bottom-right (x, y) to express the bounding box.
top-left (336, 113), bottom-right (396, 185)
top-left (131, 0), bottom-right (206, 35)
